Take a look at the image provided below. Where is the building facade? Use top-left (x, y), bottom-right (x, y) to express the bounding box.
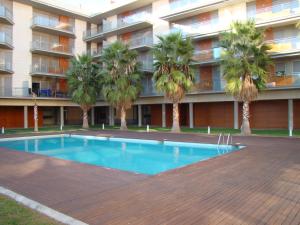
top-left (0, 0), bottom-right (300, 129)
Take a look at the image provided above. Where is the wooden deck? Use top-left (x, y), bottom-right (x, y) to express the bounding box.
top-left (0, 131), bottom-right (299, 225)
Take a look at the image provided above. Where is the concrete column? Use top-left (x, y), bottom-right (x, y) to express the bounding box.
top-left (234, 101), bottom-right (239, 129)
top-left (24, 106), bottom-right (28, 129)
top-left (109, 106), bottom-right (115, 126)
top-left (138, 105), bottom-right (142, 127)
top-left (91, 107), bottom-right (95, 126)
top-left (162, 103), bottom-right (166, 128)
top-left (288, 99), bottom-right (294, 131)
top-left (60, 106), bottom-right (64, 127)
top-left (189, 103), bottom-right (194, 128)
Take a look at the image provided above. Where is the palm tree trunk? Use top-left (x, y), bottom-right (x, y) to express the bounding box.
top-left (171, 103), bottom-right (180, 133)
top-left (120, 106), bottom-right (127, 130)
top-left (82, 108), bottom-right (89, 129)
top-left (34, 104), bottom-right (38, 132)
top-left (241, 101), bottom-right (251, 135)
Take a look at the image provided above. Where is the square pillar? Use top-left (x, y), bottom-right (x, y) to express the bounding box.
top-left (189, 103), bottom-right (194, 128)
top-left (138, 105), bottom-right (142, 127)
top-left (24, 106), bottom-right (28, 129)
top-left (91, 107), bottom-right (95, 126)
top-left (288, 99), bottom-right (293, 131)
top-left (234, 101), bottom-right (239, 129)
top-left (109, 106), bottom-right (115, 126)
top-left (162, 103), bottom-right (166, 128)
top-left (60, 106), bottom-right (64, 127)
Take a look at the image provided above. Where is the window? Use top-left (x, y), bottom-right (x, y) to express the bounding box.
top-left (292, 61), bottom-right (300, 75)
top-left (275, 62), bottom-right (286, 76)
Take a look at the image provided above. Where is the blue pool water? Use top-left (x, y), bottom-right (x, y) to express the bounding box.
top-left (0, 135), bottom-right (241, 175)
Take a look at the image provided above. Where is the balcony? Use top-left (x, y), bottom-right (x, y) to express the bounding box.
top-left (83, 26), bottom-right (104, 42)
top-left (31, 41), bottom-right (74, 58)
top-left (0, 86), bottom-right (69, 98)
top-left (161, 0), bottom-right (223, 22)
top-left (192, 47), bottom-right (221, 65)
top-left (103, 12), bottom-right (153, 36)
top-left (170, 18), bottom-right (220, 39)
top-left (0, 31), bottom-right (13, 49)
top-left (266, 37), bottom-right (300, 58)
top-left (88, 47), bottom-right (103, 58)
top-left (0, 5), bottom-right (13, 24)
top-left (266, 74), bottom-right (300, 89)
top-left (31, 16), bottom-right (75, 38)
top-left (125, 36), bottom-right (153, 50)
top-left (30, 65), bottom-right (67, 78)
top-left (0, 53), bottom-right (13, 74)
top-left (141, 78), bottom-right (158, 96)
top-left (247, 1), bottom-right (300, 25)
top-left (139, 59), bottom-right (154, 73)
top-left (191, 78), bottom-right (224, 93)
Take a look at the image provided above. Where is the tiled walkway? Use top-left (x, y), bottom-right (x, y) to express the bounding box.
top-left (0, 131), bottom-right (299, 225)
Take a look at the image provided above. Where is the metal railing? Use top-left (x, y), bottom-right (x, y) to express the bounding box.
top-left (0, 31), bottom-right (12, 46)
top-left (103, 12), bottom-right (152, 32)
top-left (83, 26), bottom-right (103, 39)
top-left (169, 0), bottom-right (202, 12)
top-left (191, 79), bottom-right (224, 93)
top-left (193, 47), bottom-right (222, 62)
top-left (31, 64), bottom-right (67, 76)
top-left (265, 36), bottom-right (300, 53)
top-left (32, 16), bottom-right (75, 33)
top-left (31, 41), bottom-right (74, 54)
top-left (0, 86), bottom-right (30, 97)
top-left (87, 47), bottom-right (103, 57)
top-left (266, 73), bottom-right (300, 88)
top-left (0, 86), bottom-right (69, 98)
top-left (247, 0), bottom-right (300, 22)
top-left (0, 5), bottom-right (13, 22)
top-left (124, 36), bottom-right (153, 49)
top-left (170, 18), bottom-right (219, 37)
top-left (139, 59), bottom-right (154, 72)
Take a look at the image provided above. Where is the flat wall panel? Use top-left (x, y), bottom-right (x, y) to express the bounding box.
top-left (150, 104), bottom-right (162, 126)
top-left (194, 102), bottom-right (234, 128)
top-left (294, 100), bottom-right (300, 129)
top-left (239, 100), bottom-right (288, 129)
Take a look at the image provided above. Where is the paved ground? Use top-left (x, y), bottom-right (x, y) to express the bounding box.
top-left (0, 130), bottom-right (299, 225)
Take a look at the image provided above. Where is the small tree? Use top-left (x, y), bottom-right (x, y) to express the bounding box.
top-left (220, 20), bottom-right (272, 135)
top-left (67, 54), bottom-right (100, 129)
top-left (153, 32), bottom-right (194, 132)
top-left (101, 41), bottom-right (142, 130)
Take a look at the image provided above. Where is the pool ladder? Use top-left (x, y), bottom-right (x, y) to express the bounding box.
top-left (217, 133), bottom-right (232, 146)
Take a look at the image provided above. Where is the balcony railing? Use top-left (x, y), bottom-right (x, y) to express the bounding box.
top-left (83, 26), bottom-right (103, 39)
top-left (191, 78), bottom-right (224, 93)
top-left (193, 47), bottom-right (221, 63)
top-left (88, 47), bottom-right (103, 57)
top-left (31, 64), bottom-right (67, 76)
top-left (266, 36), bottom-right (300, 55)
top-left (247, 1), bottom-right (300, 23)
top-left (141, 80), bottom-right (158, 96)
top-left (0, 86), bottom-right (69, 98)
top-left (0, 5), bottom-right (13, 23)
top-left (169, 0), bottom-right (202, 12)
top-left (0, 53), bottom-right (12, 72)
top-left (267, 73), bottom-right (300, 88)
top-left (32, 16), bottom-right (75, 33)
top-left (103, 12), bottom-right (152, 33)
top-left (124, 36), bottom-right (153, 49)
top-left (0, 31), bottom-right (12, 46)
top-left (171, 18), bottom-right (219, 37)
top-left (139, 59), bottom-right (154, 72)
top-left (31, 41), bottom-right (74, 55)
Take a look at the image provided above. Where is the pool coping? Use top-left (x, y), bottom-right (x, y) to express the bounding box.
top-left (0, 186), bottom-right (88, 225)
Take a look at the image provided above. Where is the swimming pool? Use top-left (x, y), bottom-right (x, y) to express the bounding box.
top-left (0, 135), bottom-right (242, 175)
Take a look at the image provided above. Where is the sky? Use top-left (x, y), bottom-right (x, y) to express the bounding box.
top-left (40, 0), bottom-right (117, 14)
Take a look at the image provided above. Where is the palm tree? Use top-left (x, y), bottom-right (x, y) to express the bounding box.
top-left (67, 54), bottom-right (100, 129)
top-left (153, 32), bottom-right (194, 133)
top-left (220, 20), bottom-right (272, 135)
top-left (101, 41), bottom-right (142, 130)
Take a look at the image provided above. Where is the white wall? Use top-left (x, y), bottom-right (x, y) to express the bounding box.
top-left (152, 0), bottom-right (170, 43)
top-left (12, 1), bottom-right (32, 90)
top-left (74, 19), bottom-right (87, 55)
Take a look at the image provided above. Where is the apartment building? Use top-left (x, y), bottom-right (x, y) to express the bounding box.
top-left (0, 0), bottom-right (300, 130)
